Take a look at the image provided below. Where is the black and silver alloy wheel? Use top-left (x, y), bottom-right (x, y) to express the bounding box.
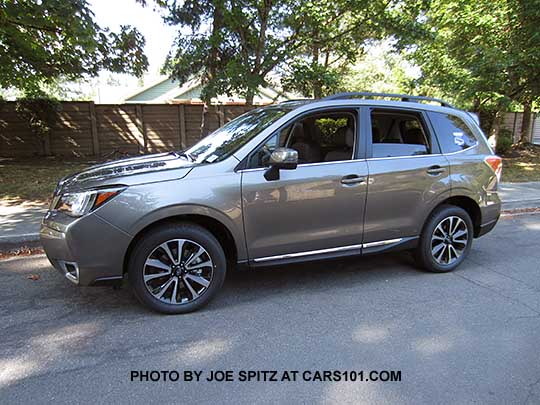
top-left (415, 205), bottom-right (473, 273)
top-left (129, 223), bottom-right (227, 314)
top-left (144, 239), bottom-right (214, 304)
top-left (430, 216), bottom-right (468, 265)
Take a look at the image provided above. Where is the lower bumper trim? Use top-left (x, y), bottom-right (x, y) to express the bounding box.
top-left (477, 216), bottom-right (499, 238)
top-left (57, 260), bottom-right (80, 284)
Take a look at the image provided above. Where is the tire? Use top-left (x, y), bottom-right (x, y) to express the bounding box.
top-left (128, 223), bottom-right (226, 314)
top-left (414, 205), bottom-right (473, 273)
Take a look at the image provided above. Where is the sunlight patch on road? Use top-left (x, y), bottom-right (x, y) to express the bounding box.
top-left (32, 322), bottom-right (101, 352)
top-left (323, 380), bottom-right (394, 404)
top-left (0, 322), bottom-right (101, 388)
top-left (414, 336), bottom-right (453, 355)
top-left (175, 337), bottom-right (233, 365)
top-left (0, 358), bottom-right (37, 387)
top-left (352, 325), bottom-right (390, 344)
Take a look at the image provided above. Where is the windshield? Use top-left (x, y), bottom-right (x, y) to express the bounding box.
top-left (185, 107), bottom-right (290, 164)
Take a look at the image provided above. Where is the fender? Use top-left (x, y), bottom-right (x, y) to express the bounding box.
top-left (128, 203), bottom-right (247, 261)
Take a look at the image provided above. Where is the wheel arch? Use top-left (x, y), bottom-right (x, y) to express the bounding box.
top-left (123, 211), bottom-right (242, 275)
top-left (426, 195), bottom-right (482, 237)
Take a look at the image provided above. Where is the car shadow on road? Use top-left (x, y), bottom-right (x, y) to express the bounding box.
top-left (214, 252), bottom-right (424, 310)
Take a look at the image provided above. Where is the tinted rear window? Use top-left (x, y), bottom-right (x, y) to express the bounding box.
top-left (428, 112), bottom-right (477, 153)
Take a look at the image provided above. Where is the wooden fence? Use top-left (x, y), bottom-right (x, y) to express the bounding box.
top-left (1, 102), bottom-right (538, 158)
top-left (0, 102), bottom-right (253, 157)
top-left (501, 111), bottom-right (540, 144)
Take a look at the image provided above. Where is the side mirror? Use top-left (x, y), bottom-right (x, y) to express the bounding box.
top-left (264, 147), bottom-right (298, 181)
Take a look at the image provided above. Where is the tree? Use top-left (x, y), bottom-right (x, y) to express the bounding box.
top-left (0, 0), bottom-right (148, 95)
top-left (409, 0), bottom-right (540, 143)
top-left (340, 40), bottom-right (419, 94)
top-left (281, 0), bottom-right (411, 98)
top-left (159, 0), bottom-right (290, 104)
top-left (158, 0), bottom-right (411, 103)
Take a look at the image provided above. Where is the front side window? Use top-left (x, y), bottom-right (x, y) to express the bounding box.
top-left (371, 110), bottom-right (431, 158)
top-left (185, 107), bottom-right (290, 164)
top-left (247, 111), bottom-right (357, 168)
top-left (428, 112), bottom-right (478, 153)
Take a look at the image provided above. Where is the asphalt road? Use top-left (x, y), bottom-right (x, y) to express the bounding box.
top-left (1, 214), bottom-right (540, 404)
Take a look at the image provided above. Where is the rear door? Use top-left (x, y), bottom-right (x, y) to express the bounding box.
top-left (362, 107), bottom-right (450, 250)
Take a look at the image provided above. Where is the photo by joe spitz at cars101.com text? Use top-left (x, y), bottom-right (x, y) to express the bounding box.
top-left (42, 92), bottom-right (501, 314)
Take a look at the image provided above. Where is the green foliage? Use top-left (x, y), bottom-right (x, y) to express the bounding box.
top-left (496, 129), bottom-right (514, 155)
top-left (341, 41), bottom-right (419, 94)
top-left (315, 117), bottom-right (347, 140)
top-left (0, 0), bottom-right (148, 95)
top-left (409, 0), bottom-right (540, 112)
top-left (281, 61), bottom-right (342, 98)
top-left (12, 96), bottom-right (60, 155)
top-left (158, 0), bottom-right (415, 102)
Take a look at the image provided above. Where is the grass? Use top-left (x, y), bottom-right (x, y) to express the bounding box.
top-left (0, 158), bottom-right (94, 204)
top-left (501, 144), bottom-right (540, 183)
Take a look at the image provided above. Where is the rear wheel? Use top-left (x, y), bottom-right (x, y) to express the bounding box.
top-left (415, 205), bottom-right (473, 273)
top-left (128, 223), bottom-right (226, 314)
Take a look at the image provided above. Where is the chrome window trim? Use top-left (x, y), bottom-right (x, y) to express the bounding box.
top-left (366, 153), bottom-right (442, 161)
top-left (442, 142), bottom-right (479, 155)
top-left (253, 238), bottom-right (404, 263)
top-left (239, 142), bottom-right (478, 171)
top-left (365, 143), bottom-right (479, 161)
top-left (238, 158), bottom-right (368, 173)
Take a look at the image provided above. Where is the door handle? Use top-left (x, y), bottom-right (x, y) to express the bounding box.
top-left (426, 165), bottom-right (446, 176)
top-left (341, 175), bottom-right (367, 185)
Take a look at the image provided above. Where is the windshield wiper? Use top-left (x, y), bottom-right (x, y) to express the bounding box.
top-left (172, 151), bottom-right (194, 162)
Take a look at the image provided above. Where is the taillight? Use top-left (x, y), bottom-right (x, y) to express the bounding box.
top-left (485, 155), bottom-right (502, 182)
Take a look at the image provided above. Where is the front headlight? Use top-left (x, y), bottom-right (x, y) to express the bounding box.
top-left (55, 187), bottom-right (125, 217)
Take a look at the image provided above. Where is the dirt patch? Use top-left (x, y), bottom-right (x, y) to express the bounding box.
top-left (501, 144), bottom-right (540, 182)
top-left (0, 245), bottom-right (44, 260)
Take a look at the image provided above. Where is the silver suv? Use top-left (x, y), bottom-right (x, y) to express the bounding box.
top-left (41, 92), bottom-right (502, 313)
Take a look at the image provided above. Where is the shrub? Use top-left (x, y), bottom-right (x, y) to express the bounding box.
top-left (496, 129), bottom-right (514, 155)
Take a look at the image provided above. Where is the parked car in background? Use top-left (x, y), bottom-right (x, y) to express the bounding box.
top-left (41, 92), bottom-right (502, 313)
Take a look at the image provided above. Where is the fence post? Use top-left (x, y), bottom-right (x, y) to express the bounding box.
top-left (43, 132), bottom-right (51, 155)
top-left (178, 104), bottom-right (187, 149)
top-left (218, 105), bottom-right (225, 127)
top-left (89, 102), bottom-right (100, 157)
top-left (530, 113), bottom-right (536, 143)
top-left (135, 104), bottom-right (147, 154)
top-left (512, 112), bottom-right (518, 142)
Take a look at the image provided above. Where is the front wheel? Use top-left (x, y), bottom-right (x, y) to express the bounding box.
top-left (128, 223), bottom-right (226, 314)
top-left (415, 205), bottom-right (473, 273)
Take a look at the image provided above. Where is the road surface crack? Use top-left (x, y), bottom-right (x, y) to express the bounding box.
top-left (452, 272), bottom-right (540, 316)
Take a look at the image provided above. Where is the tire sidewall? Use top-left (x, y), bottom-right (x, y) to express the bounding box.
top-left (128, 224), bottom-right (226, 314)
top-left (419, 205), bottom-right (474, 273)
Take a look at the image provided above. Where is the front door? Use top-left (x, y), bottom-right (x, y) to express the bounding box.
top-left (241, 109), bottom-right (368, 263)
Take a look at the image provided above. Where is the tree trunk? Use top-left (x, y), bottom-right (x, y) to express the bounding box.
top-left (311, 30), bottom-right (322, 98)
top-left (520, 101), bottom-right (532, 144)
top-left (245, 90), bottom-right (255, 106)
top-left (488, 109), bottom-right (503, 150)
top-left (208, 6), bottom-right (224, 81)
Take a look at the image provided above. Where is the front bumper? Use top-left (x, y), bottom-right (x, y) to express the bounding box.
top-left (40, 210), bottom-right (132, 286)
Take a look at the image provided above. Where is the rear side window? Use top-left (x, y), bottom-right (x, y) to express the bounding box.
top-left (370, 110), bottom-right (431, 158)
top-left (428, 112), bottom-right (477, 153)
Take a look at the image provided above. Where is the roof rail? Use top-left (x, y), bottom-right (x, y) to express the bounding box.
top-left (322, 92), bottom-right (454, 108)
top-left (278, 99), bottom-right (313, 105)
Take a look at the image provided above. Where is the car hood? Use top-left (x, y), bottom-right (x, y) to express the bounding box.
top-left (56, 152), bottom-right (196, 194)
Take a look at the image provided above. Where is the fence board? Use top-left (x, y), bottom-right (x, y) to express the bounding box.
top-left (0, 101), bottom-right (252, 157)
